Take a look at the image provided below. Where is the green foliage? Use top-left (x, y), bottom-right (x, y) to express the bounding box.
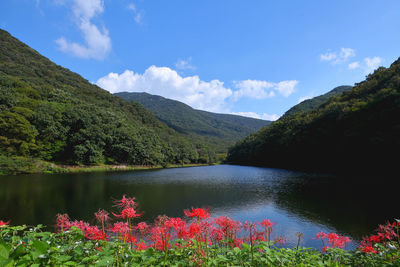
top-left (0, 29), bottom-right (216, 168)
top-left (1, 225), bottom-right (399, 266)
top-left (282, 86), bottom-right (352, 118)
top-left (228, 59), bottom-right (400, 173)
top-left (116, 92), bottom-right (271, 153)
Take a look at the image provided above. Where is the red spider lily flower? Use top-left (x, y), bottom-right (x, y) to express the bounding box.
top-left (114, 195), bottom-right (137, 209)
top-left (0, 220), bottom-right (10, 227)
top-left (67, 220), bottom-right (91, 232)
top-left (113, 207), bottom-right (142, 220)
top-left (260, 219), bottom-right (274, 228)
top-left (56, 213), bottom-right (70, 230)
top-left (136, 222), bottom-right (148, 231)
top-left (165, 217), bottom-right (185, 229)
top-left (85, 226), bottom-right (107, 241)
top-left (184, 208), bottom-right (210, 220)
top-left (109, 222), bottom-right (130, 234)
top-left (369, 235), bottom-right (382, 243)
top-left (188, 223), bottom-right (201, 237)
top-left (215, 216), bottom-right (241, 233)
top-left (136, 241), bottom-right (147, 250)
top-left (315, 232), bottom-right (327, 240)
top-left (361, 246), bottom-right (378, 253)
top-left (94, 209), bottom-right (110, 225)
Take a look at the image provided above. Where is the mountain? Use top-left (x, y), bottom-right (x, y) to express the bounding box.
top-left (227, 58), bottom-right (400, 174)
top-left (115, 92), bottom-right (271, 153)
top-left (282, 85), bottom-right (352, 117)
top-left (0, 29), bottom-right (216, 167)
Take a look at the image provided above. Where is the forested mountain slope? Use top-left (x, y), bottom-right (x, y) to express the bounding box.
top-left (282, 85), bottom-right (352, 118)
top-left (115, 92), bottom-right (271, 152)
top-left (227, 58), bottom-right (400, 174)
top-left (0, 29), bottom-right (216, 166)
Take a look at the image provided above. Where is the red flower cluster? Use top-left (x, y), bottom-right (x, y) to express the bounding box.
top-left (359, 221), bottom-right (400, 254)
top-left (49, 195), bottom-right (377, 259)
top-left (315, 231), bottom-right (351, 251)
top-left (184, 208), bottom-right (210, 220)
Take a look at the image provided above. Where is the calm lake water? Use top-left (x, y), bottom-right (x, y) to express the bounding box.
top-left (0, 165), bottom-right (397, 248)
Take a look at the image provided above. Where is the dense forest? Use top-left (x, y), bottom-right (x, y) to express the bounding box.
top-left (227, 58), bottom-right (400, 173)
top-left (116, 92), bottom-right (270, 153)
top-left (282, 85), bottom-right (352, 118)
top-left (0, 29), bottom-right (217, 167)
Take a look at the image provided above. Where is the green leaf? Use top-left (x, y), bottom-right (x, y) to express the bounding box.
top-left (0, 258), bottom-right (14, 267)
top-left (32, 240), bottom-right (49, 254)
top-left (0, 243), bottom-right (9, 260)
top-left (9, 244), bottom-right (26, 259)
top-left (54, 255), bottom-right (72, 262)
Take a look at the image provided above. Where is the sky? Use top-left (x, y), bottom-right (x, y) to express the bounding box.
top-left (1, 0), bottom-right (400, 120)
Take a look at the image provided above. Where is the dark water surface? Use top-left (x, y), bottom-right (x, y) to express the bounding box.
top-left (0, 165), bottom-right (397, 248)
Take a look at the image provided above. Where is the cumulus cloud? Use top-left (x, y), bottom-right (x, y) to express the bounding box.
top-left (348, 61), bottom-right (360, 69)
top-left (230, 112), bottom-right (280, 121)
top-left (233, 79), bottom-right (298, 100)
top-left (97, 67), bottom-right (298, 115)
top-left (364, 57), bottom-right (383, 74)
top-left (320, 48), bottom-right (355, 64)
top-left (96, 66), bottom-right (233, 113)
top-left (55, 0), bottom-right (111, 60)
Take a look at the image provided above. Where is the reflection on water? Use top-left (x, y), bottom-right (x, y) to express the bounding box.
top-left (0, 165), bottom-right (397, 248)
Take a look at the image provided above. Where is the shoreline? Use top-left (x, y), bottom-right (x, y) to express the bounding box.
top-left (0, 156), bottom-right (218, 175)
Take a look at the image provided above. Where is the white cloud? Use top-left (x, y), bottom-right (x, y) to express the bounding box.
top-left (320, 48), bottom-right (355, 64)
top-left (274, 80), bottom-right (299, 97)
top-left (364, 57), bottom-right (383, 74)
top-left (128, 3), bottom-right (144, 24)
top-left (233, 79), bottom-right (298, 100)
top-left (348, 61), bottom-right (360, 69)
top-left (56, 0), bottom-right (111, 60)
top-left (338, 48), bottom-right (356, 63)
top-left (231, 112), bottom-right (280, 121)
top-left (233, 80), bottom-right (275, 100)
top-left (320, 52), bottom-right (336, 61)
top-left (175, 57), bottom-right (196, 71)
top-left (96, 66), bottom-right (233, 113)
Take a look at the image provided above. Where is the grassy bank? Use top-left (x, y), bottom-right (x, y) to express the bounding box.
top-left (0, 155), bottom-right (215, 175)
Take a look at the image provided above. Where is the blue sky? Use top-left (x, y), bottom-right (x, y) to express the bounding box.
top-left (1, 0), bottom-right (399, 120)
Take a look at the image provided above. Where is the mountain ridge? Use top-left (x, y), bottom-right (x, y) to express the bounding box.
top-left (115, 92), bottom-right (271, 152)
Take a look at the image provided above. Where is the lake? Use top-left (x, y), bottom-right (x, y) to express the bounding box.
top-left (0, 165), bottom-right (397, 248)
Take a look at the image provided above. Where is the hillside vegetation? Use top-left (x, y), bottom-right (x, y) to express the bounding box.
top-left (115, 92), bottom-right (270, 153)
top-left (227, 58), bottom-right (400, 173)
top-left (282, 85), bottom-right (352, 118)
top-left (0, 29), bottom-right (216, 169)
